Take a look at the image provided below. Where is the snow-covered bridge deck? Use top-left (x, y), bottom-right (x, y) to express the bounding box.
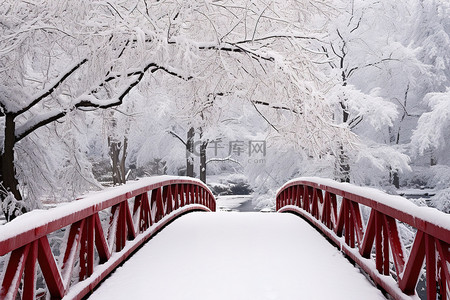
top-left (88, 212), bottom-right (385, 300)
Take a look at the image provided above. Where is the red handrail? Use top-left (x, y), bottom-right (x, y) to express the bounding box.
top-left (276, 177), bottom-right (450, 300)
top-left (0, 176), bottom-right (215, 300)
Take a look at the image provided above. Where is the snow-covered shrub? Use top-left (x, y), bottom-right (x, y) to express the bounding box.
top-left (430, 189), bottom-right (450, 213)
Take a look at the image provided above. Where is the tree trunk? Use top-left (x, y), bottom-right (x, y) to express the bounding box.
top-left (336, 102), bottom-right (351, 183)
top-left (108, 137), bottom-right (127, 185)
top-left (199, 141), bottom-right (208, 183)
top-left (392, 172), bottom-right (400, 189)
top-left (0, 114), bottom-right (27, 221)
top-left (430, 150), bottom-right (437, 166)
top-left (120, 137), bottom-right (128, 183)
top-left (338, 144), bottom-right (350, 183)
top-left (337, 99), bottom-right (351, 183)
top-left (186, 127), bottom-right (195, 177)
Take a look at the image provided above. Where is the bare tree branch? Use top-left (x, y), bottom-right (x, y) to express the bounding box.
top-left (350, 15), bottom-right (362, 33)
top-left (330, 42), bottom-right (343, 60)
top-left (252, 4), bottom-right (269, 42)
top-left (250, 99), bottom-right (279, 132)
top-left (392, 98), bottom-right (420, 118)
top-left (178, 40), bottom-right (275, 62)
top-left (252, 100), bottom-right (301, 114)
top-left (236, 33), bottom-right (321, 45)
top-left (348, 115), bottom-right (363, 129)
top-left (106, 2), bottom-right (124, 20)
top-left (168, 131), bottom-right (187, 146)
top-left (320, 46), bottom-right (337, 69)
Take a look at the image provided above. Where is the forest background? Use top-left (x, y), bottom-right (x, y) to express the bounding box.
top-left (1, 0), bottom-right (449, 221)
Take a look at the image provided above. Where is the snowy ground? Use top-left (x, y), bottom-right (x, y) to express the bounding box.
top-left (87, 212), bottom-right (385, 300)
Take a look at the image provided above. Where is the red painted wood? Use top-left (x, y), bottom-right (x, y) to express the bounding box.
top-left (436, 240), bottom-right (449, 299)
top-left (180, 185), bottom-right (186, 207)
top-left (124, 200), bottom-right (136, 241)
top-left (0, 177), bottom-right (215, 300)
top-left (360, 210), bottom-right (376, 258)
top-left (399, 231), bottom-right (426, 294)
top-left (311, 188), bottom-right (319, 219)
top-left (350, 201), bottom-right (363, 246)
top-left (437, 240), bottom-right (450, 284)
top-left (278, 180), bottom-right (450, 243)
top-left (37, 237), bottom-right (65, 298)
top-left (426, 234), bottom-right (437, 299)
top-left (155, 187), bottom-right (164, 222)
top-left (62, 220), bottom-right (84, 287)
top-left (94, 213), bottom-right (111, 263)
top-left (0, 245), bottom-right (30, 300)
top-left (384, 215), bottom-right (406, 277)
top-left (277, 178), bottom-right (450, 299)
top-left (23, 241), bottom-right (38, 300)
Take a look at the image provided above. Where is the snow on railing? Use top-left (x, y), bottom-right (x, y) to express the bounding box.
top-left (0, 176), bottom-right (215, 300)
top-left (276, 177), bottom-right (450, 300)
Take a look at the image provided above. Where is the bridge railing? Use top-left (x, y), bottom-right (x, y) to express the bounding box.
top-left (0, 176), bottom-right (215, 300)
top-left (276, 177), bottom-right (449, 300)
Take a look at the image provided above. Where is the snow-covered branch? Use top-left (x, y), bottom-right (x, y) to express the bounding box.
top-left (103, 64), bottom-right (191, 84)
top-left (411, 90), bottom-right (450, 155)
top-left (15, 61), bottom-right (190, 142)
top-left (234, 33), bottom-right (322, 45)
top-left (169, 38), bottom-right (276, 62)
top-left (250, 100), bottom-right (279, 132)
top-left (12, 59), bottom-right (88, 116)
top-left (253, 100), bottom-right (301, 114)
top-left (15, 110), bottom-right (66, 142)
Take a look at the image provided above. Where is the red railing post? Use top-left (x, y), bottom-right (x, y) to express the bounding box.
top-left (22, 241), bottom-right (38, 300)
top-left (399, 230), bottom-right (426, 294)
top-left (37, 237), bottom-right (65, 298)
top-left (93, 213), bottom-right (111, 263)
top-left (173, 185), bottom-right (180, 210)
top-left (79, 215), bottom-right (95, 280)
top-left (180, 185), bottom-right (186, 207)
top-left (154, 187), bottom-right (164, 222)
top-left (426, 234), bottom-right (437, 298)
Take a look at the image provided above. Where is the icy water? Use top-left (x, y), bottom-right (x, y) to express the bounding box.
top-left (235, 198), bottom-right (259, 212)
top-left (215, 195), bottom-right (261, 212)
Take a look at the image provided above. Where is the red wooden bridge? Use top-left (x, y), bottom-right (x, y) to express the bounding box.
top-left (0, 176), bottom-right (449, 299)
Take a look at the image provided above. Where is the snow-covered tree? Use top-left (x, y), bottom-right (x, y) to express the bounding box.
top-left (1, 0), bottom-right (346, 220)
top-left (408, 0), bottom-right (450, 158)
top-left (0, 1), bottom-right (191, 220)
top-left (412, 90), bottom-right (450, 158)
top-left (318, 0), bottom-right (428, 185)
